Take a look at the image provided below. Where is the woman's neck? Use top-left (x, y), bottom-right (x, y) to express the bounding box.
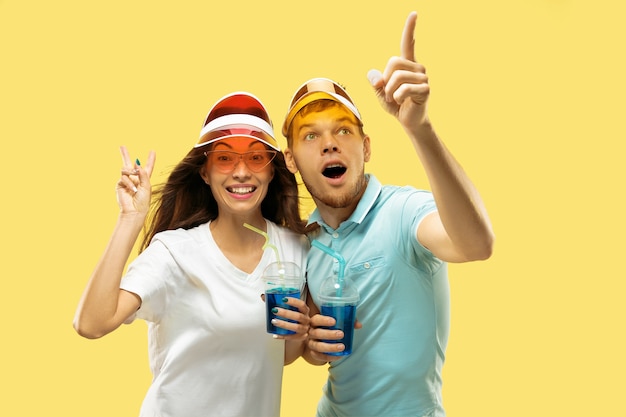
top-left (209, 214), bottom-right (268, 273)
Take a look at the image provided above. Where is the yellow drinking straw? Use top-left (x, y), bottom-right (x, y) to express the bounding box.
top-left (243, 223), bottom-right (281, 265)
top-left (244, 223), bottom-right (286, 286)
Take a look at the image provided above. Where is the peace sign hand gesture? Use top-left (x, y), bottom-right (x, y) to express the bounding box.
top-left (368, 12), bottom-right (430, 128)
top-left (116, 146), bottom-right (156, 216)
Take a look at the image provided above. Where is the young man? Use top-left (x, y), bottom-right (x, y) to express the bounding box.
top-left (282, 11), bottom-right (495, 417)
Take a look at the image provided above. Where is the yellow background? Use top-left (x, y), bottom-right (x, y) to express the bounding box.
top-left (1, 0), bottom-right (624, 416)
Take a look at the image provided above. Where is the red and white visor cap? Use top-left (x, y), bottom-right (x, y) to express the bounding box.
top-left (195, 92), bottom-right (279, 151)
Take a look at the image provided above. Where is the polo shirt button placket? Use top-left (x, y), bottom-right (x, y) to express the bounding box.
top-left (332, 259), bottom-right (339, 276)
top-left (330, 231), bottom-right (341, 276)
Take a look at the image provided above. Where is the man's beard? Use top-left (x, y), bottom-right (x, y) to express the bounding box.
top-left (304, 174), bottom-right (367, 209)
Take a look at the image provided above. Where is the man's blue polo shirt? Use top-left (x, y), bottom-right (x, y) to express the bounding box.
top-left (306, 174), bottom-right (449, 417)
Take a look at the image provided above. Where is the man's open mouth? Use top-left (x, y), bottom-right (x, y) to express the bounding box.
top-left (322, 164), bottom-right (347, 179)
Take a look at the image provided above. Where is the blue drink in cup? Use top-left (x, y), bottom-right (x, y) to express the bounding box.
top-left (265, 287), bottom-right (301, 335)
top-left (318, 275), bottom-right (359, 356)
top-left (320, 303), bottom-right (357, 355)
top-left (263, 262), bottom-right (304, 335)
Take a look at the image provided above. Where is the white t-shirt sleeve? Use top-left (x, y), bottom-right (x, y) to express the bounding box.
top-left (120, 239), bottom-right (177, 323)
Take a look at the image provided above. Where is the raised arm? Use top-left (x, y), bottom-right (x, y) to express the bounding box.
top-left (73, 146), bottom-right (156, 339)
top-left (368, 11), bottom-right (494, 262)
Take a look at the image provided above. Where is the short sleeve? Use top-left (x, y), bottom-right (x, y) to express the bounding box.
top-left (120, 239), bottom-right (178, 323)
top-left (394, 188), bottom-right (441, 271)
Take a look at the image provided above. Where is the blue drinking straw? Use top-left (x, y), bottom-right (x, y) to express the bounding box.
top-left (311, 240), bottom-right (346, 296)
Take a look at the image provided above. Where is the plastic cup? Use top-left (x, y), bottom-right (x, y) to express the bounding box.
top-left (263, 262), bottom-right (304, 335)
top-left (318, 275), bottom-right (359, 356)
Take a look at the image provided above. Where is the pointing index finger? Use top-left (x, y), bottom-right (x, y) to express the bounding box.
top-left (400, 11), bottom-right (418, 62)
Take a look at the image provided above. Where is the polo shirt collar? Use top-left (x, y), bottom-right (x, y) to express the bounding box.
top-left (307, 174), bottom-right (381, 231)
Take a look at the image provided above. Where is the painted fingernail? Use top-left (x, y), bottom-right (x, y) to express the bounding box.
top-left (132, 186), bottom-right (138, 194)
top-left (271, 307), bottom-right (278, 314)
top-left (135, 158), bottom-right (141, 166)
top-left (282, 297), bottom-right (289, 303)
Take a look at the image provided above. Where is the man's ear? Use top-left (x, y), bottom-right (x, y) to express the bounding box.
top-left (283, 147), bottom-right (299, 174)
top-left (363, 135), bottom-right (372, 163)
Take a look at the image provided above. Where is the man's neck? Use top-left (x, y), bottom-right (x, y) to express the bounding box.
top-left (315, 203), bottom-right (357, 230)
top-left (314, 176), bottom-right (369, 230)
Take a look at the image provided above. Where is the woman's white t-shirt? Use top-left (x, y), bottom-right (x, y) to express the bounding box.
top-left (120, 221), bottom-right (309, 417)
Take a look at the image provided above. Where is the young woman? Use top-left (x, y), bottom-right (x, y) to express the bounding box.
top-left (74, 92), bottom-right (310, 417)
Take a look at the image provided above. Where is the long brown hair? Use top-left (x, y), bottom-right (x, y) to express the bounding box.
top-left (141, 145), bottom-right (306, 251)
